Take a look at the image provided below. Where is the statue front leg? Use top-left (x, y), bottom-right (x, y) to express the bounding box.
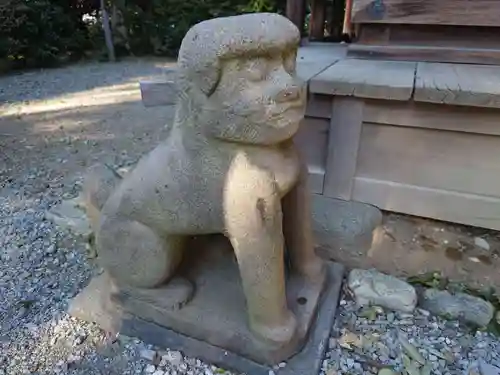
top-left (225, 180), bottom-right (297, 347)
top-left (282, 160), bottom-right (326, 284)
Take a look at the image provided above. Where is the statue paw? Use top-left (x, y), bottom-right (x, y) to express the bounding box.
top-left (251, 310), bottom-right (297, 347)
top-left (115, 277), bottom-right (194, 311)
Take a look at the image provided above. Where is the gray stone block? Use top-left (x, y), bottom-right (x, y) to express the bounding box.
top-left (419, 288), bottom-right (494, 327)
top-left (311, 194), bottom-right (382, 260)
top-left (76, 262), bottom-right (344, 375)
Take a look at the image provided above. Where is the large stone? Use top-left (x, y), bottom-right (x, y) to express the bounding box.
top-left (71, 12), bottom-right (336, 368)
top-left (419, 289), bottom-right (494, 327)
top-left (312, 195), bottom-right (382, 262)
top-left (348, 269), bottom-right (417, 313)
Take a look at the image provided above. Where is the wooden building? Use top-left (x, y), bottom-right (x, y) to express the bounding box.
top-left (288, 0), bottom-right (500, 231)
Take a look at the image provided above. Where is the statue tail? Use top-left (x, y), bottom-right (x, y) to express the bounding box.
top-left (82, 163), bottom-right (122, 230)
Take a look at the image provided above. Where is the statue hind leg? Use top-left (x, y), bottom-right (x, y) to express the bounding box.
top-left (97, 218), bottom-right (193, 307)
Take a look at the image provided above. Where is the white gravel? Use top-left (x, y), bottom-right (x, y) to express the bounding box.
top-left (322, 293), bottom-right (500, 375)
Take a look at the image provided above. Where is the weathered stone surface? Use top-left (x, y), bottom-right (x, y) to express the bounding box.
top-left (75, 12), bottom-right (328, 366)
top-left (348, 269), bottom-right (417, 312)
top-left (419, 289), bottom-right (494, 327)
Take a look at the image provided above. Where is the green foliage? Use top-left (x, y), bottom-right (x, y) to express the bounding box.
top-left (113, 0), bottom-right (284, 57)
top-left (0, 0), bottom-right (92, 71)
top-left (0, 0), bottom-right (284, 72)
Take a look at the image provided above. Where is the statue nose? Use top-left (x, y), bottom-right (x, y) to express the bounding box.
top-left (275, 84), bottom-right (301, 103)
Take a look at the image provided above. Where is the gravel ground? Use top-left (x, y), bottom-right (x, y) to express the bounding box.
top-left (323, 292), bottom-right (500, 375)
top-left (0, 59), bottom-right (233, 375)
top-left (1, 60), bottom-right (500, 375)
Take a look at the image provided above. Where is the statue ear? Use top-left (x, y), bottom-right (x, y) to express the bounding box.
top-left (195, 61), bottom-right (221, 97)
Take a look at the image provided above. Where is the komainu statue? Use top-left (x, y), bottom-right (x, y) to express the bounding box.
top-left (82, 12), bottom-right (327, 365)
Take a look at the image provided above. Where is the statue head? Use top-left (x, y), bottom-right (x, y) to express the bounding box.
top-left (175, 13), bottom-right (306, 145)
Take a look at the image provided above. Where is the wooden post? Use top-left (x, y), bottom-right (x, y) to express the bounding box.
top-left (342, 0), bottom-right (353, 37)
top-left (328, 0), bottom-right (345, 40)
top-left (309, 0), bottom-right (326, 40)
top-left (286, 0), bottom-right (306, 36)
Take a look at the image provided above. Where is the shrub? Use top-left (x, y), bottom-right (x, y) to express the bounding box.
top-left (0, 0), bottom-right (285, 72)
top-left (113, 0), bottom-right (285, 57)
top-left (0, 0), bottom-right (93, 71)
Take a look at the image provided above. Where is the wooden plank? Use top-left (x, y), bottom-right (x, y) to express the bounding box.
top-left (351, 0), bottom-right (500, 27)
top-left (363, 100), bottom-right (500, 136)
top-left (140, 80), bottom-right (177, 107)
top-left (351, 177), bottom-right (500, 231)
top-left (347, 44), bottom-right (500, 66)
top-left (309, 0), bottom-right (326, 40)
top-left (415, 63), bottom-right (500, 108)
top-left (356, 123), bottom-right (500, 197)
top-left (310, 59), bottom-right (416, 101)
top-left (323, 97), bottom-right (364, 199)
top-left (357, 24), bottom-right (500, 50)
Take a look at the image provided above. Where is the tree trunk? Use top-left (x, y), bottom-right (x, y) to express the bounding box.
top-left (100, 0), bottom-right (116, 62)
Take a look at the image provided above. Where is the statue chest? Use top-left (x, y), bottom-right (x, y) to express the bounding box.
top-left (235, 144), bottom-right (300, 197)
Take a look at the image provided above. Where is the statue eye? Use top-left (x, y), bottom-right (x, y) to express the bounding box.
top-left (283, 50), bottom-right (297, 74)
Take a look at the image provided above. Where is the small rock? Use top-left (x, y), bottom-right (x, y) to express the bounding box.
top-left (73, 333), bottom-right (87, 345)
top-left (474, 237), bottom-right (490, 251)
top-left (348, 269), bottom-right (417, 312)
top-left (144, 364), bottom-right (156, 373)
top-left (419, 289), bottom-right (494, 327)
top-left (140, 349), bottom-right (158, 362)
top-left (152, 371), bottom-right (165, 375)
top-left (162, 351), bottom-right (183, 367)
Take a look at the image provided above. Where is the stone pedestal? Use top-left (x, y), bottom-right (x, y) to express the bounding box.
top-left (69, 235), bottom-right (344, 374)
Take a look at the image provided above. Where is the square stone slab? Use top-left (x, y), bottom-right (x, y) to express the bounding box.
top-left (69, 235), bottom-right (344, 373)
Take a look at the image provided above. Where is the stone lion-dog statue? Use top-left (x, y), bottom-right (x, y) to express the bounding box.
top-left (83, 12), bottom-right (326, 349)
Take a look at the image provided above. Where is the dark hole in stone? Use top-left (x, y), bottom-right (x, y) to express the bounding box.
top-left (297, 297), bottom-right (307, 305)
